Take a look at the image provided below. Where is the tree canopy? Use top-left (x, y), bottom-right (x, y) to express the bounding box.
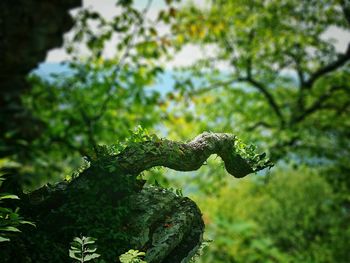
top-left (170, 0), bottom-right (350, 163)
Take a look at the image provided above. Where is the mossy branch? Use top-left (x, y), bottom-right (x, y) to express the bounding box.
top-left (14, 132), bottom-right (272, 262)
top-left (115, 132), bottom-right (273, 178)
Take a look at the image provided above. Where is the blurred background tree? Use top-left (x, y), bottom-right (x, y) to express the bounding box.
top-left (169, 0), bottom-right (350, 164)
top-left (162, 0), bottom-right (350, 262)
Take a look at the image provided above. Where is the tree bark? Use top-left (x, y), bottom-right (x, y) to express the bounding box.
top-left (1, 132), bottom-right (271, 263)
top-left (115, 132), bottom-right (270, 178)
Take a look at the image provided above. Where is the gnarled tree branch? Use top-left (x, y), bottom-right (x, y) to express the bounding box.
top-left (8, 132), bottom-right (272, 262)
top-left (115, 132), bottom-right (272, 178)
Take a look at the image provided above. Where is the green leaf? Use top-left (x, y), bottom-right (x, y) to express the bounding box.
top-left (119, 249), bottom-right (146, 263)
top-left (0, 207), bottom-right (12, 213)
top-left (83, 253), bottom-right (101, 261)
top-left (0, 236), bottom-right (10, 242)
top-left (19, 220), bottom-right (36, 227)
top-left (69, 250), bottom-right (81, 261)
top-left (73, 236), bottom-right (84, 244)
top-left (0, 194), bottom-right (20, 201)
top-left (83, 236), bottom-right (97, 245)
top-left (85, 247), bottom-right (97, 253)
top-left (69, 236), bottom-right (100, 262)
top-left (0, 226), bottom-right (21, 232)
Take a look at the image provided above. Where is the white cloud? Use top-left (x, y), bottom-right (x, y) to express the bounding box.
top-left (322, 26), bottom-right (350, 53)
top-left (167, 44), bottom-right (204, 67)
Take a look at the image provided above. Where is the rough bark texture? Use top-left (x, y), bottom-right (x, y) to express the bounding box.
top-left (0, 133), bottom-right (271, 262)
top-left (117, 133), bottom-right (255, 178)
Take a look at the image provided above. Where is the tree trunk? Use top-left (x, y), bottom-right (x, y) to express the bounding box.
top-left (0, 132), bottom-right (272, 263)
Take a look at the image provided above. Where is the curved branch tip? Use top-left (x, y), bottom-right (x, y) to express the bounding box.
top-left (114, 132), bottom-right (273, 178)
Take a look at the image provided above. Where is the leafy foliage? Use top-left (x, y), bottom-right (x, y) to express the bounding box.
top-left (233, 138), bottom-right (274, 172)
top-left (161, 4), bottom-right (350, 261)
top-left (87, 125), bottom-right (161, 174)
top-left (188, 239), bottom-right (212, 263)
top-left (69, 236), bottom-right (101, 263)
top-left (119, 249), bottom-right (147, 263)
top-left (193, 167), bottom-right (350, 262)
top-left (0, 171), bottom-right (35, 243)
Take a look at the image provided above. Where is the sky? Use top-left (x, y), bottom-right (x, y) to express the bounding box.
top-left (45, 0), bottom-right (208, 66)
top-left (44, 0), bottom-right (350, 68)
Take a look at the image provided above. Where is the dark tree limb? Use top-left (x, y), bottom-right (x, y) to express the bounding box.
top-left (245, 77), bottom-right (286, 127)
top-left (247, 121), bottom-right (274, 131)
top-left (341, 0), bottom-right (350, 26)
top-left (304, 44), bottom-right (350, 89)
top-left (188, 77), bottom-right (240, 96)
top-left (246, 58), bottom-right (285, 127)
top-left (292, 85), bottom-right (349, 124)
top-left (285, 49), bottom-right (307, 111)
top-left (187, 76), bottom-right (285, 128)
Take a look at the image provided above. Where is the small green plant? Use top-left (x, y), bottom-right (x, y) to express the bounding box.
top-left (69, 157), bottom-right (91, 181)
top-left (189, 239), bottom-right (212, 263)
top-left (166, 187), bottom-right (184, 197)
top-left (119, 249), bottom-right (147, 263)
top-left (125, 125), bottom-right (158, 145)
top-left (0, 171), bottom-right (35, 242)
top-left (233, 138), bottom-right (274, 171)
top-left (69, 236), bottom-right (101, 263)
top-left (92, 125), bottom-right (161, 173)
